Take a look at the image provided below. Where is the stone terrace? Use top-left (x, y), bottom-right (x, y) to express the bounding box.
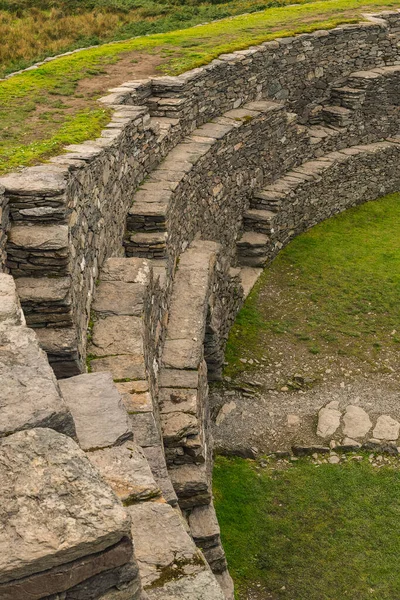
top-left (2, 11), bottom-right (400, 600)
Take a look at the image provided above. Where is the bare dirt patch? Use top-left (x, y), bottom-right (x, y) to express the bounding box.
top-left (76, 51), bottom-right (165, 98)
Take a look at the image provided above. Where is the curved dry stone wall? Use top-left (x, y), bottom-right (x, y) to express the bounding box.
top-left (1, 10), bottom-right (400, 600)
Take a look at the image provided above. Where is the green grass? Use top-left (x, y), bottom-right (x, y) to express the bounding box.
top-left (213, 454), bottom-right (400, 600)
top-left (225, 192), bottom-right (400, 377)
top-left (1, 0), bottom-right (400, 174)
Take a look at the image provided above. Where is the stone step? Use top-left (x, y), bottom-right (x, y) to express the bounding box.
top-left (243, 208), bottom-right (276, 234)
top-left (330, 86), bottom-right (366, 109)
top-left (127, 502), bottom-right (225, 600)
top-left (169, 463), bottom-right (212, 510)
top-left (6, 224), bottom-right (69, 277)
top-left (15, 276), bottom-right (72, 328)
top-left (92, 257), bottom-right (149, 318)
top-left (88, 441), bottom-right (162, 505)
top-left (35, 326), bottom-right (81, 379)
top-left (0, 428), bottom-right (140, 600)
top-left (236, 232), bottom-right (270, 267)
top-left (146, 95), bottom-right (189, 119)
top-left (124, 231), bottom-right (167, 259)
top-left (126, 201), bottom-right (167, 233)
top-left (238, 267), bottom-right (263, 298)
top-left (347, 68), bottom-right (382, 89)
top-left (321, 105), bottom-right (353, 128)
top-left (306, 124), bottom-right (341, 148)
top-left (250, 189), bottom-right (284, 211)
top-left (0, 324), bottom-right (76, 439)
top-left (59, 372), bottom-right (133, 452)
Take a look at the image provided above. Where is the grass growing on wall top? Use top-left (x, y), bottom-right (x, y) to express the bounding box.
top-left (213, 454), bottom-right (400, 599)
top-left (225, 192), bottom-right (400, 378)
top-left (1, 0), bottom-right (400, 174)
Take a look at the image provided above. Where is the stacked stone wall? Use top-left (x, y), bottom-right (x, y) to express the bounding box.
top-left (0, 185), bottom-right (9, 271)
top-left (1, 13), bottom-right (400, 370)
top-left (2, 12), bottom-right (400, 600)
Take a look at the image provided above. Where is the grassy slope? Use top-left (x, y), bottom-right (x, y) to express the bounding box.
top-left (1, 0), bottom-right (400, 174)
top-left (225, 192), bottom-right (400, 378)
top-left (214, 455), bottom-right (400, 600)
top-left (0, 0), bottom-right (317, 77)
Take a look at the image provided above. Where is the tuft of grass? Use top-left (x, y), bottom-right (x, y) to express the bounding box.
top-left (225, 192), bottom-right (400, 376)
top-left (213, 454), bottom-right (400, 600)
top-left (1, 0), bottom-right (400, 172)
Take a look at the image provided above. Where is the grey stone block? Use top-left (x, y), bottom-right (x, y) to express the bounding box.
top-left (59, 373), bottom-right (132, 451)
top-left (0, 324), bottom-right (75, 438)
top-left (0, 429), bottom-right (131, 584)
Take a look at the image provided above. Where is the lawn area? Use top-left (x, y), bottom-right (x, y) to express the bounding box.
top-left (225, 192), bottom-right (400, 379)
top-left (213, 454), bottom-right (400, 600)
top-left (1, 0), bottom-right (400, 174)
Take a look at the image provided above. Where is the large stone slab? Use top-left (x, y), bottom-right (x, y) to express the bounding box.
top-left (8, 224), bottom-right (68, 251)
top-left (146, 570), bottom-right (225, 600)
top-left (169, 464), bottom-right (211, 509)
top-left (343, 405), bottom-right (372, 439)
top-left (127, 502), bottom-right (202, 588)
top-left (88, 442), bottom-right (161, 504)
top-left (92, 282), bottom-right (145, 317)
top-left (0, 428), bottom-right (131, 584)
top-left (101, 257), bottom-right (150, 284)
top-left (90, 354), bottom-right (146, 381)
top-left (0, 538), bottom-right (133, 600)
top-left (373, 415), bottom-right (400, 441)
top-left (317, 403), bottom-right (341, 438)
top-left (0, 324), bottom-right (75, 438)
top-left (89, 316), bottom-right (144, 357)
top-left (59, 373), bottom-right (132, 451)
top-left (142, 446), bottom-right (178, 507)
top-left (189, 504), bottom-right (220, 548)
top-left (0, 274), bottom-right (25, 325)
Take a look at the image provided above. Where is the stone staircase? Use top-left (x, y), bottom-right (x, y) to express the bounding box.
top-left (159, 241), bottom-right (234, 597)
top-left (237, 137), bottom-right (400, 268)
top-left (64, 257), bottom-right (227, 600)
top-left (58, 372), bottom-right (224, 600)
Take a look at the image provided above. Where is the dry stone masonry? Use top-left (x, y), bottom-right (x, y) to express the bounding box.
top-left (2, 10), bottom-right (400, 599)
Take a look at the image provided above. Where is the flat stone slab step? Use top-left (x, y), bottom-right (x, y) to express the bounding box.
top-left (169, 463), bottom-right (211, 509)
top-left (127, 202), bottom-right (168, 233)
top-left (239, 267), bottom-right (263, 299)
top-left (124, 232), bottom-right (167, 259)
top-left (237, 231), bottom-right (269, 248)
top-left (330, 86), bottom-right (366, 108)
top-left (321, 105), bottom-right (353, 127)
top-left (35, 326), bottom-right (81, 379)
top-left (15, 276), bottom-right (72, 327)
top-left (59, 372), bottom-right (132, 451)
top-left (7, 224), bottom-right (69, 277)
top-left (126, 502), bottom-right (204, 589)
top-left (0, 324), bottom-right (75, 438)
top-left (0, 428), bottom-right (131, 588)
top-left (88, 315), bottom-right (144, 358)
top-left (93, 257), bottom-right (150, 318)
top-left (0, 274), bottom-right (24, 326)
top-left (88, 441), bottom-right (161, 504)
top-left (188, 504), bottom-right (221, 549)
top-left (243, 209), bottom-right (276, 233)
